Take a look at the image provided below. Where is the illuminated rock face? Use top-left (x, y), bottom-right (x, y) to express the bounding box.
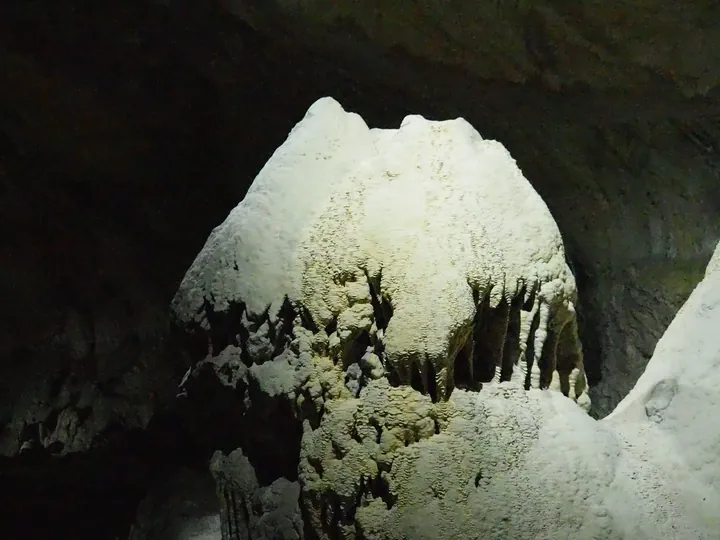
top-left (173, 98), bottom-right (589, 538)
top-left (173, 96), bottom-right (589, 408)
top-left (171, 97), bottom-right (604, 539)
top-left (296, 106), bottom-right (590, 407)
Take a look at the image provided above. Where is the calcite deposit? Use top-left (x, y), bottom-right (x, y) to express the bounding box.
top-left (171, 98), bottom-right (720, 539)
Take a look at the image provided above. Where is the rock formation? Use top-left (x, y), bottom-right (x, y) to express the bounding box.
top-left (168, 98), bottom-right (720, 539)
top-left (128, 467), bottom-right (221, 540)
top-left (3, 3), bottom-right (720, 538)
top-left (216, 0), bottom-right (720, 421)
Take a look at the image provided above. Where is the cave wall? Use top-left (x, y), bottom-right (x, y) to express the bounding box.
top-left (503, 119), bottom-right (720, 416)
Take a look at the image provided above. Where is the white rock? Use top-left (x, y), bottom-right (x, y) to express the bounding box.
top-left (173, 96), bottom-right (588, 404)
top-left (167, 98), bottom-right (720, 539)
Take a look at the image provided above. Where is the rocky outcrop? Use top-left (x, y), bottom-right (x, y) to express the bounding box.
top-left (173, 98), bottom-right (589, 406)
top-left (171, 97), bottom-right (593, 537)
top-left (168, 98), bottom-right (720, 539)
top-left (215, 0), bottom-right (720, 420)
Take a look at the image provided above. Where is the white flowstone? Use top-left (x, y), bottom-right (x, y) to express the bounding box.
top-left (299, 239), bottom-right (720, 540)
top-left (170, 98), bottom-right (720, 539)
top-left (172, 97), bottom-right (377, 321)
top-left (296, 109), bottom-right (582, 398)
top-left (172, 96), bottom-right (588, 404)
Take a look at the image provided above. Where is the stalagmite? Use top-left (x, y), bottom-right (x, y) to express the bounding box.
top-left (171, 97), bottom-right (602, 540)
top-left (294, 108), bottom-right (588, 404)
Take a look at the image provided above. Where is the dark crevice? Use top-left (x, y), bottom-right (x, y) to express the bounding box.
top-left (471, 283), bottom-right (481, 306)
top-left (324, 315), bottom-right (338, 336)
top-left (343, 328), bottom-right (371, 369)
top-left (230, 489), bottom-right (242, 540)
top-left (426, 360), bottom-right (438, 403)
top-left (522, 283), bottom-right (538, 312)
top-left (369, 469), bottom-right (396, 510)
top-left (556, 319), bottom-right (579, 396)
top-left (330, 498), bottom-right (344, 539)
top-left (202, 297), bottom-right (246, 358)
top-left (472, 291), bottom-right (501, 383)
top-left (43, 409), bottom-right (62, 436)
top-left (350, 475), bottom-right (367, 522)
top-left (410, 361), bottom-right (424, 394)
top-left (453, 335), bottom-right (474, 390)
top-left (175, 365), bottom-right (254, 480)
top-left (223, 489), bottom-right (234, 539)
top-left (331, 441), bottom-right (344, 460)
top-left (368, 418), bottom-right (382, 444)
top-left (538, 322), bottom-right (559, 389)
top-left (566, 251), bottom-right (603, 386)
top-left (474, 470), bottom-right (483, 487)
top-left (271, 297), bottom-right (299, 358)
top-left (242, 377), bottom-right (303, 486)
top-left (387, 367), bottom-right (401, 388)
top-left (350, 422), bottom-right (363, 444)
top-left (169, 318), bottom-right (209, 366)
top-left (297, 304), bottom-right (320, 333)
top-left (236, 324), bottom-right (252, 366)
top-left (501, 293), bottom-right (524, 382)
top-left (76, 406), bottom-right (92, 426)
top-left (523, 308), bottom-right (541, 390)
top-left (366, 269), bottom-right (393, 331)
top-left (19, 422), bottom-right (39, 448)
top-left (242, 306), bottom-right (270, 331)
top-left (241, 491), bottom-right (252, 540)
top-left (372, 337), bottom-right (386, 359)
top-left (301, 497), bottom-right (321, 540)
top-left (319, 496), bottom-right (336, 540)
top-left (308, 456), bottom-right (324, 476)
top-left (299, 388), bottom-right (324, 431)
top-left (49, 373), bottom-right (67, 401)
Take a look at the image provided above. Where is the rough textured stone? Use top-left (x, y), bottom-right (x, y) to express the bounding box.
top-left (223, 1), bottom-right (720, 100)
top-left (0, 248), bottom-right (181, 457)
top-left (171, 99), bottom-right (720, 539)
top-left (171, 99), bottom-right (642, 539)
top-left (3, 2), bottom-right (720, 537)
top-left (213, 0), bottom-right (720, 419)
top-left (173, 97), bottom-right (590, 410)
top-left (211, 449), bottom-right (304, 540)
top-left (128, 467), bottom-right (221, 540)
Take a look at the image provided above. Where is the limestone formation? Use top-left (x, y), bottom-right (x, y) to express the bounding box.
top-left (210, 449), bottom-right (304, 540)
top-left (172, 98), bottom-right (720, 539)
top-left (128, 468), bottom-right (221, 540)
top-left (172, 97), bottom-right (590, 408)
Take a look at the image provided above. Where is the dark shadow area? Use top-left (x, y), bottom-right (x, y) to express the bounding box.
top-left (0, 410), bottom-right (207, 540)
